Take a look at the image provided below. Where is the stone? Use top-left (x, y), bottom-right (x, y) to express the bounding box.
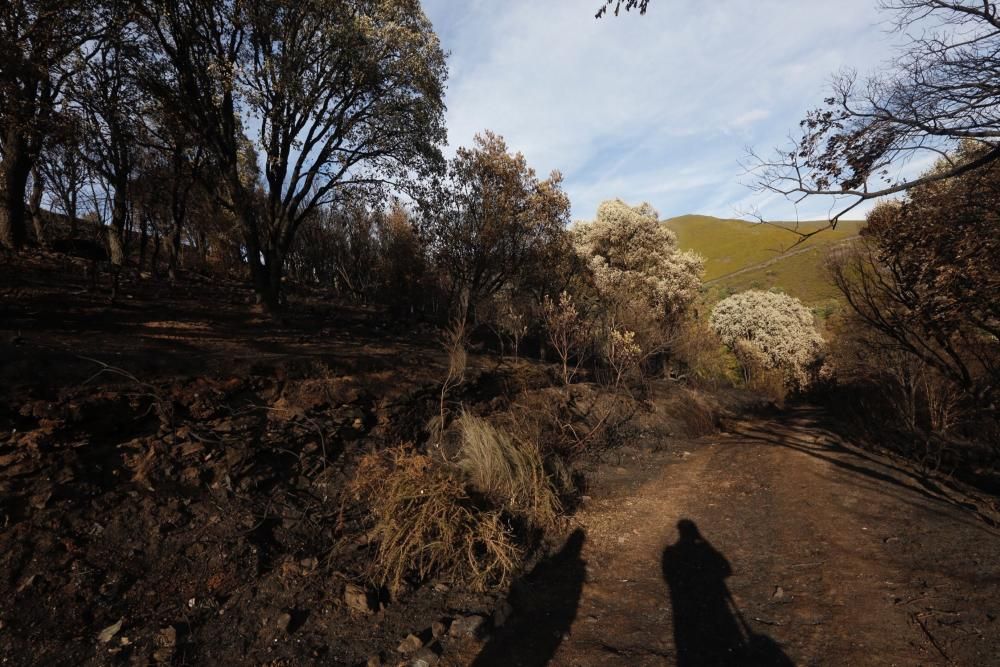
top-left (276, 612), bottom-right (292, 632)
top-left (366, 655), bottom-right (382, 667)
top-left (448, 614), bottom-right (486, 639)
top-left (97, 618), bottom-right (123, 644)
top-left (344, 583), bottom-right (378, 615)
top-left (396, 633), bottom-right (424, 655)
top-left (430, 620), bottom-right (449, 639)
top-left (410, 647), bottom-right (440, 667)
top-left (396, 633), bottom-right (423, 654)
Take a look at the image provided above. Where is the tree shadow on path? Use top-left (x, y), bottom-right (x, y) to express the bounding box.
top-left (472, 529), bottom-right (586, 667)
top-left (662, 519), bottom-right (794, 666)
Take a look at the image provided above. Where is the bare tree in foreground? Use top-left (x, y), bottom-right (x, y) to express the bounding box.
top-left (595, 0), bottom-right (651, 18)
top-left (749, 1), bottom-right (1000, 232)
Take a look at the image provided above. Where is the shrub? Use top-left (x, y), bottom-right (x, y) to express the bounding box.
top-left (710, 289), bottom-right (824, 391)
top-left (351, 446), bottom-right (521, 594)
top-left (542, 291), bottom-right (591, 386)
top-left (668, 319), bottom-right (733, 388)
top-left (604, 326), bottom-right (642, 390)
top-left (454, 412), bottom-right (561, 530)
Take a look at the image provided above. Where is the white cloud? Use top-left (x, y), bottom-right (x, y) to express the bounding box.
top-left (423, 0), bottom-right (898, 221)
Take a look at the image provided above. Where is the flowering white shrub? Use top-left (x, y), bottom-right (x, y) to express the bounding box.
top-left (573, 200), bottom-right (703, 328)
top-left (709, 290), bottom-right (824, 390)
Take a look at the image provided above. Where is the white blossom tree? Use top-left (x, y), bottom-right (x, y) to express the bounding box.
top-left (573, 199), bottom-right (703, 355)
top-left (710, 290), bottom-right (824, 390)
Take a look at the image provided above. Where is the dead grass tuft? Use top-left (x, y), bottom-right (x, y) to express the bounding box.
top-left (454, 411), bottom-right (561, 529)
top-left (351, 446), bottom-right (521, 594)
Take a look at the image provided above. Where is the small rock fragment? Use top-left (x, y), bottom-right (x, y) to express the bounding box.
top-left (98, 618), bottom-right (123, 644)
top-left (773, 586), bottom-right (785, 599)
top-left (396, 633), bottom-right (423, 654)
top-left (276, 612), bottom-right (292, 632)
top-left (410, 647), bottom-right (440, 667)
top-left (430, 620), bottom-right (449, 639)
top-left (448, 614), bottom-right (486, 638)
top-left (366, 656), bottom-right (382, 667)
top-left (344, 583), bottom-right (378, 615)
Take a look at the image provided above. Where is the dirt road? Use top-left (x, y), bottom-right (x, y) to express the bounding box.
top-left (477, 409), bottom-right (1000, 666)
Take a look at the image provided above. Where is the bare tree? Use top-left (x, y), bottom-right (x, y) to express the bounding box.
top-left (37, 111), bottom-right (87, 237)
top-left (139, 0), bottom-right (447, 311)
top-left (749, 0), bottom-right (1000, 230)
top-left (828, 144), bottom-right (1000, 411)
top-left (595, 0), bottom-right (651, 19)
top-left (0, 0), bottom-right (102, 249)
top-left (70, 5), bottom-right (143, 283)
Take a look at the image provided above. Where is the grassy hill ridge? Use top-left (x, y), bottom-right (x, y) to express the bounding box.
top-left (663, 214), bottom-right (865, 316)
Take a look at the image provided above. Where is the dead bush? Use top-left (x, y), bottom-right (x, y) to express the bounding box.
top-left (454, 411), bottom-right (561, 529)
top-left (669, 320), bottom-right (733, 388)
top-left (351, 446), bottom-right (521, 594)
top-left (659, 387), bottom-right (719, 438)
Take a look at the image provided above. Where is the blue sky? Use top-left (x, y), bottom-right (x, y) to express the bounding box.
top-left (421, 0), bottom-right (904, 222)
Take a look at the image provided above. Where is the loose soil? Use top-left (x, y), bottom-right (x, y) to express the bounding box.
top-left (473, 409), bottom-right (1000, 666)
top-left (2, 252), bottom-right (999, 666)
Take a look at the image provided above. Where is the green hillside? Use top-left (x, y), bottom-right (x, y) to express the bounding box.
top-left (664, 215), bottom-right (865, 319)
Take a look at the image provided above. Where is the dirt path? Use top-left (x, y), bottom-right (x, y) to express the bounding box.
top-left (477, 408), bottom-right (1000, 666)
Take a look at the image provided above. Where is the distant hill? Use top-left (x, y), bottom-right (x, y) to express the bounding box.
top-left (663, 214), bottom-right (865, 318)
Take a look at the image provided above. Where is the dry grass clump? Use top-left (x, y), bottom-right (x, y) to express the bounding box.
top-left (660, 387), bottom-right (720, 438)
top-left (454, 411), bottom-right (561, 529)
top-left (351, 446), bottom-right (521, 594)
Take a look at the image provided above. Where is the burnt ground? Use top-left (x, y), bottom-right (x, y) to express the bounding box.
top-left (3, 251), bottom-right (1000, 666)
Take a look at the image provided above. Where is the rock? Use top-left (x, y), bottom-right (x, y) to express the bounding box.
top-left (365, 656), bottom-right (382, 667)
top-left (344, 583), bottom-right (378, 615)
top-left (410, 647), bottom-right (440, 667)
top-left (493, 600), bottom-right (513, 628)
top-left (448, 614), bottom-right (486, 639)
top-left (431, 620), bottom-right (449, 639)
top-left (773, 586), bottom-right (785, 599)
top-left (276, 612), bottom-right (292, 632)
top-left (98, 618), bottom-right (124, 644)
top-left (396, 633), bottom-right (423, 654)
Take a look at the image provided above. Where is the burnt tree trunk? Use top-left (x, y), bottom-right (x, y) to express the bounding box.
top-left (0, 135), bottom-right (32, 250)
top-left (28, 167), bottom-right (46, 247)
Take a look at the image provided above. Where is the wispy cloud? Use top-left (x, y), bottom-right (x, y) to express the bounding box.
top-left (423, 0), bottom-right (896, 221)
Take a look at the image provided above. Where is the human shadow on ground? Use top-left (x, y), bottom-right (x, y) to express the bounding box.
top-left (472, 529), bottom-right (586, 667)
top-left (662, 520), bottom-right (794, 666)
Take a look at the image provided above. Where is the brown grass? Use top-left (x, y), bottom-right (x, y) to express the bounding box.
top-left (454, 411), bottom-right (562, 529)
top-left (351, 446), bottom-right (521, 594)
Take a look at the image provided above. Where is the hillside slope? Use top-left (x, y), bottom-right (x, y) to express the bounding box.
top-left (664, 215), bottom-right (863, 310)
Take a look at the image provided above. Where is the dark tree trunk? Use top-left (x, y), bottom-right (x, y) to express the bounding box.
top-left (167, 214), bottom-right (183, 281)
top-left (28, 167), bottom-right (46, 247)
top-left (138, 214), bottom-right (149, 271)
top-left (106, 185), bottom-right (128, 302)
top-left (151, 229), bottom-right (161, 278)
top-left (0, 138), bottom-right (32, 250)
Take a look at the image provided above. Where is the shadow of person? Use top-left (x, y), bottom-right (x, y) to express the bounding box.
top-left (472, 529), bottom-right (586, 667)
top-left (662, 520), bottom-right (794, 666)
